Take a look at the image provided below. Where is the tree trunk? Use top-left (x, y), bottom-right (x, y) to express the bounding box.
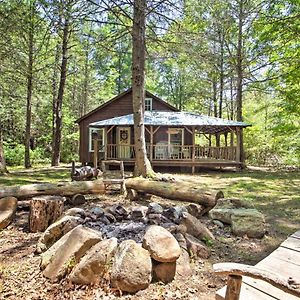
top-left (0, 128), bottom-right (8, 174)
top-left (132, 0), bottom-right (154, 177)
top-left (52, 42), bottom-right (60, 155)
top-left (52, 17), bottom-right (69, 166)
top-left (236, 0), bottom-right (245, 166)
top-left (0, 180), bottom-right (105, 200)
top-left (24, 0), bottom-right (35, 169)
top-left (125, 178), bottom-right (224, 212)
top-left (29, 195), bottom-right (64, 232)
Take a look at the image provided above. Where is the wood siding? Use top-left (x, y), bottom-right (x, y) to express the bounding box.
top-left (78, 90), bottom-right (178, 163)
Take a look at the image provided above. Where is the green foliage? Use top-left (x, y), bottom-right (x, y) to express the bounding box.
top-left (3, 142), bottom-right (49, 166)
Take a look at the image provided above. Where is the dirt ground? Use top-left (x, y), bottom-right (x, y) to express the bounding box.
top-left (1, 170), bottom-right (298, 300)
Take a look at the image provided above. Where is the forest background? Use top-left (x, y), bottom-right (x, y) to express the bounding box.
top-left (0, 0), bottom-right (299, 170)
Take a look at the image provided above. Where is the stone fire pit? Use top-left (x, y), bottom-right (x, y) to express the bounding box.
top-left (37, 202), bottom-right (212, 293)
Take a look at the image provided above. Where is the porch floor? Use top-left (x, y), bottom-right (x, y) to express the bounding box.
top-left (118, 158), bottom-right (242, 168)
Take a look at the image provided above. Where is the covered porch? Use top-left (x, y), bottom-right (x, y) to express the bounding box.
top-left (89, 111), bottom-right (250, 171)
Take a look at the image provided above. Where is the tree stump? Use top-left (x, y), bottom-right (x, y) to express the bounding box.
top-left (29, 195), bottom-right (65, 232)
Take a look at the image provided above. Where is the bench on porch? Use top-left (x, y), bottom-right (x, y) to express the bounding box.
top-left (214, 229), bottom-right (300, 300)
top-left (101, 160), bottom-right (126, 194)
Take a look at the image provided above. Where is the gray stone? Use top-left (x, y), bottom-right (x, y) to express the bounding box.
top-left (147, 213), bottom-right (162, 225)
top-left (152, 261), bottom-right (176, 283)
top-left (162, 206), bottom-right (187, 224)
top-left (231, 209), bottom-right (265, 238)
top-left (64, 208), bottom-right (86, 218)
top-left (213, 220), bottom-right (224, 228)
top-left (147, 203), bottom-right (163, 215)
top-left (185, 233), bottom-right (210, 259)
top-left (42, 225), bottom-right (102, 282)
top-left (111, 240), bottom-right (152, 293)
top-left (180, 212), bottom-right (215, 242)
top-left (89, 207), bottom-right (105, 218)
top-left (0, 197), bottom-right (17, 230)
top-left (69, 238), bottom-right (118, 285)
top-left (209, 208), bottom-right (265, 238)
top-left (37, 215), bottom-right (83, 253)
top-left (104, 213), bottom-right (116, 223)
top-left (209, 208), bottom-right (233, 224)
top-left (142, 225), bottom-right (181, 262)
top-left (131, 206), bottom-right (148, 220)
top-left (107, 204), bottom-right (129, 221)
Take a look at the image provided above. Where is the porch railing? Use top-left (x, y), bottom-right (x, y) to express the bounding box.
top-left (104, 144), bottom-right (236, 161)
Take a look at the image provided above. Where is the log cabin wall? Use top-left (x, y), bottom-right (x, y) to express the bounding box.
top-left (77, 89), bottom-right (178, 164)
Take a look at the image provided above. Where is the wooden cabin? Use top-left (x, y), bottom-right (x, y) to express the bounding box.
top-left (76, 88), bottom-right (250, 171)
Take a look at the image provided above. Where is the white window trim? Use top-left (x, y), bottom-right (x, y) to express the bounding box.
top-left (168, 128), bottom-right (184, 145)
top-left (145, 97), bottom-right (153, 111)
top-left (89, 127), bottom-right (105, 152)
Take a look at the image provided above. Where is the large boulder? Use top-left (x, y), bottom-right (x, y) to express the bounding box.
top-left (111, 240), bottom-right (152, 293)
top-left (231, 209), bottom-right (266, 238)
top-left (69, 238), bottom-right (118, 285)
top-left (142, 225), bottom-right (181, 262)
top-left (209, 208), bottom-right (233, 224)
top-left (36, 215), bottom-right (83, 253)
top-left (180, 212), bottom-right (215, 242)
top-left (175, 248), bottom-right (193, 278)
top-left (209, 208), bottom-right (266, 238)
top-left (42, 225), bottom-right (102, 282)
top-left (0, 197), bottom-right (18, 230)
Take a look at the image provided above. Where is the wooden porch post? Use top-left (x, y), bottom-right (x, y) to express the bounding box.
top-left (192, 126), bottom-right (195, 174)
top-left (93, 138), bottom-right (98, 168)
top-left (236, 127), bottom-right (241, 164)
top-left (150, 126), bottom-right (153, 162)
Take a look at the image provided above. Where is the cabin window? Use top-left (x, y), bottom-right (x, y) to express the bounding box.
top-left (145, 98), bottom-right (153, 111)
top-left (168, 128), bottom-right (184, 145)
top-left (89, 128), bottom-right (104, 152)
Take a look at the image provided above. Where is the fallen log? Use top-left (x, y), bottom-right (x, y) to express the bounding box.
top-left (125, 178), bottom-right (224, 214)
top-left (0, 180), bottom-right (105, 200)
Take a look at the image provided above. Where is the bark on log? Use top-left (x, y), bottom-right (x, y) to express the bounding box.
top-left (0, 180), bottom-right (105, 200)
top-left (125, 178), bottom-right (224, 212)
top-left (29, 195), bottom-right (64, 232)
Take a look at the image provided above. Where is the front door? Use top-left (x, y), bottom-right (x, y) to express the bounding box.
top-left (117, 127), bottom-right (131, 158)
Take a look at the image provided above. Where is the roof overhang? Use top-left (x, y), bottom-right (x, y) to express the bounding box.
top-left (89, 111), bottom-right (251, 134)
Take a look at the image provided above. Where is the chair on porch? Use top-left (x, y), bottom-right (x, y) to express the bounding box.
top-left (155, 141), bottom-right (168, 159)
top-left (170, 144), bottom-right (180, 159)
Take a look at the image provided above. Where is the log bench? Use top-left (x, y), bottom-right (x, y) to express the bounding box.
top-left (214, 229), bottom-right (300, 300)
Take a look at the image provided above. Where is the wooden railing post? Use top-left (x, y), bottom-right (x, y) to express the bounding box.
top-left (192, 127), bottom-right (195, 174)
top-left (93, 139), bottom-right (98, 168)
top-left (225, 275), bottom-right (242, 300)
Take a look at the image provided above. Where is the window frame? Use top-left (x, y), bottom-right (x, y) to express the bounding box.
top-left (168, 128), bottom-right (184, 145)
top-left (145, 97), bottom-right (153, 111)
top-left (89, 127), bottom-right (105, 152)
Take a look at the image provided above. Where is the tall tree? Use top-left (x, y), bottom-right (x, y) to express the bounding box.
top-left (52, 7), bottom-right (70, 166)
top-left (132, 0), bottom-right (154, 177)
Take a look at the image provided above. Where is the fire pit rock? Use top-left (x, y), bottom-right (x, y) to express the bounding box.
top-left (38, 202), bottom-right (216, 293)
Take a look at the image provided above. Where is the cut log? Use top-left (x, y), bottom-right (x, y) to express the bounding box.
top-left (125, 178), bottom-right (224, 213)
top-left (29, 195), bottom-right (64, 232)
top-left (0, 180), bottom-right (105, 200)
